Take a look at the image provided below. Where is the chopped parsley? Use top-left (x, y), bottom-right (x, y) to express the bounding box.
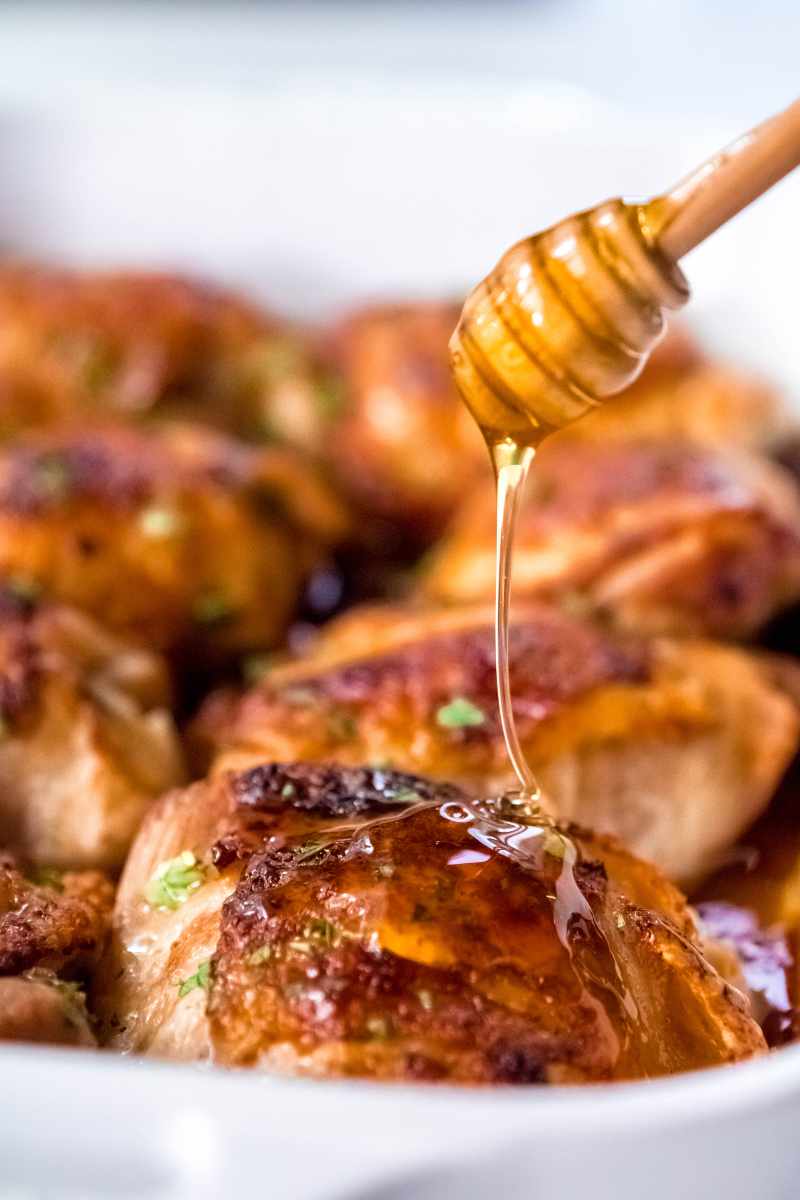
top-left (435, 697), bottom-right (486, 729)
top-left (242, 653), bottom-right (276, 685)
top-left (246, 945), bottom-right (273, 966)
top-left (314, 373), bottom-right (346, 421)
top-left (138, 506), bottom-right (183, 539)
top-left (192, 591), bottom-right (236, 627)
top-left (145, 851), bottom-right (206, 910)
top-left (294, 838), bottom-right (328, 864)
top-left (4, 575), bottom-right (42, 606)
top-left (281, 782), bottom-right (296, 799)
top-left (327, 710), bottom-right (356, 740)
top-left (33, 455), bottom-right (71, 502)
top-left (29, 866), bottom-right (64, 892)
top-left (177, 960), bottom-right (211, 998)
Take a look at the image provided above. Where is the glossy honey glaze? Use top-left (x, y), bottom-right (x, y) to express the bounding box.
top-left (441, 195), bottom-right (694, 1066)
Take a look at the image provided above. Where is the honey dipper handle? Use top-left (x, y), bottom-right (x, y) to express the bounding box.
top-left (644, 96), bottom-right (800, 261)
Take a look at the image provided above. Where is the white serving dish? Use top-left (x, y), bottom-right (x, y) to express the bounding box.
top-left (1, 79), bottom-right (799, 1200)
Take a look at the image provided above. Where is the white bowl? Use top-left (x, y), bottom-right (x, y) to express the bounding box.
top-left (1, 81), bottom-right (799, 1200)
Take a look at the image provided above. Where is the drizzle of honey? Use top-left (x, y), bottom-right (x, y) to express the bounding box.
top-left (440, 201), bottom-right (692, 1070)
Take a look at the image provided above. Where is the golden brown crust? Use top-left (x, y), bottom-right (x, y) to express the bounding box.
top-left (100, 762), bottom-right (764, 1080)
top-left (0, 852), bottom-right (112, 976)
top-left (422, 439), bottom-right (800, 638)
top-left (0, 421), bottom-right (347, 656)
top-left (0, 264), bottom-right (317, 438)
top-left (191, 604), bottom-right (800, 886)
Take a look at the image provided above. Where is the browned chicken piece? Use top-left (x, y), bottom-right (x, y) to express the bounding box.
top-left (322, 303), bottom-right (487, 542)
top-left (562, 354), bottom-right (786, 450)
top-left (318, 313), bottom-right (786, 547)
top-left (421, 439), bottom-right (800, 640)
top-left (0, 264), bottom-right (341, 441)
top-left (0, 591), bottom-right (184, 870)
top-left (191, 604), bottom-right (799, 886)
top-left (95, 762), bottom-right (764, 1079)
top-left (1, 851), bottom-right (113, 1046)
top-left (0, 421), bottom-right (348, 658)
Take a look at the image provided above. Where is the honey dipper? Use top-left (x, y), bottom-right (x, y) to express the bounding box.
top-left (450, 96), bottom-right (800, 449)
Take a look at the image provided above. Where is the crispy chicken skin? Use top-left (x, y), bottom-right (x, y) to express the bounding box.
top-left (0, 851), bottom-right (112, 1046)
top-left (95, 763), bottom-right (764, 1079)
top-left (0, 264), bottom-right (337, 441)
top-left (322, 304), bottom-right (487, 541)
top-left (421, 439), bottom-right (800, 639)
top-left (0, 421), bottom-right (347, 657)
top-left (191, 605), bottom-right (799, 886)
top-left (0, 593), bottom-right (184, 870)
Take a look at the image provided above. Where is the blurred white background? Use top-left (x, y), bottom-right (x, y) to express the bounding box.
top-left (0, 1), bottom-right (797, 123)
top-left (0, 1), bottom-right (797, 390)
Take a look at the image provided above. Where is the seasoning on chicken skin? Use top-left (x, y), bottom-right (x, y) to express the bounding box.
top-left (0, 851), bottom-right (113, 1047)
top-left (0, 591), bottom-right (184, 870)
top-left (421, 439), bottom-right (800, 639)
top-left (0, 264), bottom-right (339, 441)
top-left (191, 604), bottom-right (799, 886)
top-left (0, 421), bottom-right (348, 657)
top-left (94, 763), bottom-right (765, 1079)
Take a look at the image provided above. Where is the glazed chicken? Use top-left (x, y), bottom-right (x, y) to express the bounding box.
top-left (421, 439), bottom-right (800, 640)
top-left (1, 850), bottom-right (112, 1047)
top-left (191, 604), bottom-right (799, 886)
top-left (0, 264), bottom-right (340, 442)
top-left (95, 762), bottom-right (764, 1080)
top-left (0, 421), bottom-right (347, 658)
top-left (0, 592), bottom-right (184, 870)
top-left (318, 313), bottom-right (787, 546)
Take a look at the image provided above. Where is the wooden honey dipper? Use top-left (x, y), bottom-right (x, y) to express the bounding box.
top-left (450, 96), bottom-right (800, 449)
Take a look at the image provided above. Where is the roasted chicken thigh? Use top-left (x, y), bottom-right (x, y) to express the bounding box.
top-left (422, 440), bottom-right (800, 639)
top-left (95, 763), bottom-right (765, 1080)
top-left (0, 851), bottom-right (112, 1047)
top-left (0, 264), bottom-right (336, 441)
top-left (0, 593), bottom-right (184, 870)
top-left (0, 421), bottom-right (347, 657)
top-left (192, 604), bottom-right (799, 886)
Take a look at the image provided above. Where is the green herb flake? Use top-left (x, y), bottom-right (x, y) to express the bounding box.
top-left (281, 782), bottom-right (296, 799)
top-left (192, 591), bottom-right (236, 627)
top-left (314, 373), bottom-right (346, 421)
top-left (246, 945), bottom-right (273, 966)
top-left (242, 653), bottom-right (276, 685)
top-left (29, 866), bottom-right (64, 892)
top-left (138, 506), bottom-right (182, 539)
top-left (435, 697), bottom-right (486, 730)
top-left (145, 851), bottom-right (206, 910)
top-left (177, 960), bottom-right (211, 998)
top-left (327, 710), bottom-right (356, 740)
top-left (5, 576), bottom-right (42, 606)
top-left (389, 788), bottom-right (422, 806)
top-left (34, 455), bottom-right (71, 502)
top-left (295, 839), bottom-right (327, 864)
top-left (305, 918), bottom-right (338, 947)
